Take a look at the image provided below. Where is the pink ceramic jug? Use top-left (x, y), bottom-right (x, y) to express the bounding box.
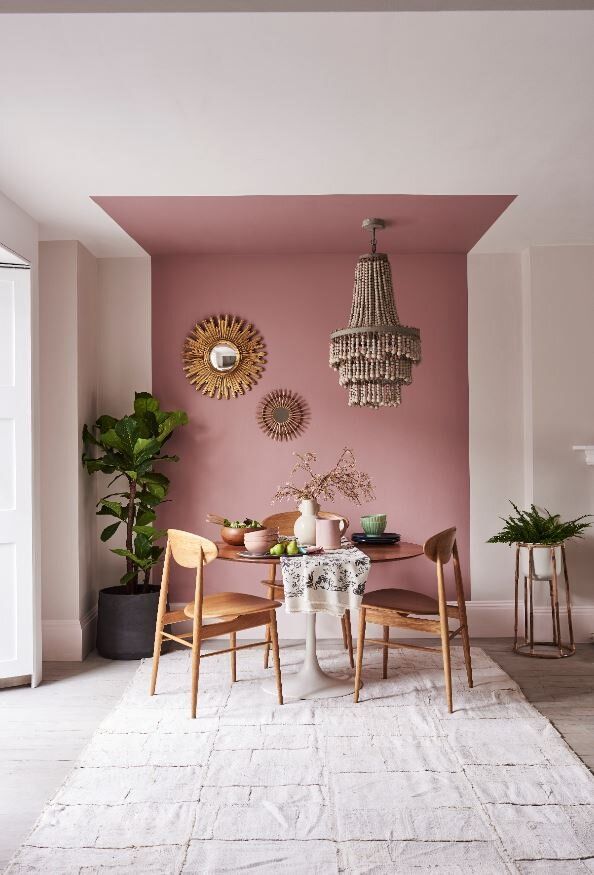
top-left (315, 517), bottom-right (346, 549)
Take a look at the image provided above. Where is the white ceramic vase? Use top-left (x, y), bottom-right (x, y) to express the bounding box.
top-left (519, 544), bottom-right (563, 579)
top-left (294, 499), bottom-right (319, 546)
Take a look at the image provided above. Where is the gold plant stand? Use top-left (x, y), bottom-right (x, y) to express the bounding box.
top-left (513, 542), bottom-right (575, 658)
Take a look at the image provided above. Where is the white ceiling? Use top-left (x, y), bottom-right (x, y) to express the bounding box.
top-left (1, 1), bottom-right (594, 9)
top-left (0, 11), bottom-right (592, 257)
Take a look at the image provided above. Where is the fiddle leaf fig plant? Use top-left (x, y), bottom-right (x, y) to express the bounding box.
top-left (82, 392), bottom-right (188, 594)
top-left (488, 501), bottom-right (591, 546)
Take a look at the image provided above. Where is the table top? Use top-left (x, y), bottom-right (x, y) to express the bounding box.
top-left (216, 541), bottom-right (424, 564)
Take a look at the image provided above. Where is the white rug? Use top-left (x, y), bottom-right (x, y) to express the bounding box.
top-left (6, 646), bottom-right (594, 874)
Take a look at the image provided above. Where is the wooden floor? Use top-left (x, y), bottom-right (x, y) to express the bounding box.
top-left (0, 639), bottom-right (592, 871)
top-left (0, 656), bottom-right (138, 871)
top-left (484, 639), bottom-right (594, 774)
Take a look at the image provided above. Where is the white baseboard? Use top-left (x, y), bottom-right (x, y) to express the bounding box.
top-left (42, 607), bottom-right (97, 661)
top-left (81, 606), bottom-right (98, 659)
top-left (0, 674), bottom-right (31, 689)
top-left (171, 601), bottom-right (594, 644)
top-left (466, 600), bottom-right (594, 643)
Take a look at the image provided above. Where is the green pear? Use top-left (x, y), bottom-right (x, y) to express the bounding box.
top-left (286, 539), bottom-right (299, 556)
top-left (269, 542), bottom-right (285, 556)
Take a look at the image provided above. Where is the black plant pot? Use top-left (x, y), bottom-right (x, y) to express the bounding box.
top-left (96, 585), bottom-right (161, 660)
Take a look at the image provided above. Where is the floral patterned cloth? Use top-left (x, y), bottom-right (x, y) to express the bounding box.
top-left (280, 545), bottom-right (371, 617)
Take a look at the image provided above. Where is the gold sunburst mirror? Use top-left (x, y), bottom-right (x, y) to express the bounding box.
top-left (257, 389), bottom-right (310, 441)
top-left (183, 315), bottom-right (266, 399)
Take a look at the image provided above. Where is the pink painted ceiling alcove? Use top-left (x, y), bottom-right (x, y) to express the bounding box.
top-left (95, 193), bottom-right (514, 607)
top-left (93, 193), bottom-right (514, 255)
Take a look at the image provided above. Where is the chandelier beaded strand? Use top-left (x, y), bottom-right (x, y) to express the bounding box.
top-left (329, 218), bottom-right (421, 408)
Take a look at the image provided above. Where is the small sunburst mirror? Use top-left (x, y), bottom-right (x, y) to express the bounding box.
top-left (183, 315), bottom-right (266, 399)
top-left (257, 389), bottom-right (309, 441)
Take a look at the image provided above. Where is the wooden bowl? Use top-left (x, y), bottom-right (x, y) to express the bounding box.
top-left (220, 526), bottom-right (260, 546)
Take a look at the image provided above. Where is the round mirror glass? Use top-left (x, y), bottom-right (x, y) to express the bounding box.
top-left (209, 342), bottom-right (240, 372)
top-left (273, 406), bottom-right (290, 424)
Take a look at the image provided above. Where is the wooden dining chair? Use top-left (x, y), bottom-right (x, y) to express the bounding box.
top-left (259, 510), bottom-right (354, 669)
top-left (150, 529), bottom-right (283, 718)
top-left (353, 527), bottom-right (472, 713)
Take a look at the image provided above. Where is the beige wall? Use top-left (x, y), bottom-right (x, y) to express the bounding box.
top-left (77, 244), bottom-right (99, 619)
top-left (468, 252), bottom-right (524, 603)
top-left (94, 257), bottom-right (152, 591)
top-left (468, 245), bottom-right (594, 638)
top-left (39, 241), bottom-right (80, 626)
top-left (39, 241), bottom-right (99, 658)
top-left (530, 246), bottom-right (594, 606)
top-left (97, 257), bottom-right (152, 417)
top-left (38, 247), bottom-right (152, 658)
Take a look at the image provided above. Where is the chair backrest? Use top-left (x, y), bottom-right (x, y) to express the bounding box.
top-left (423, 527), bottom-right (457, 565)
top-left (262, 510), bottom-right (350, 537)
top-left (157, 531), bottom-right (217, 629)
top-left (167, 529), bottom-right (218, 568)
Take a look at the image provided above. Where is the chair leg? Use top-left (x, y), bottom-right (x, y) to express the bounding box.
top-left (439, 611), bottom-right (454, 714)
top-left (454, 578), bottom-right (473, 688)
top-left (440, 630), bottom-right (453, 714)
top-left (344, 610), bottom-right (354, 668)
top-left (354, 608), bottom-right (366, 703)
top-left (149, 618), bottom-right (163, 697)
top-left (263, 578), bottom-right (275, 669)
top-left (460, 622), bottom-right (473, 689)
top-left (452, 540), bottom-right (472, 694)
top-left (382, 625), bottom-right (389, 679)
top-left (190, 597), bottom-right (202, 720)
top-left (230, 631), bottom-right (237, 682)
top-left (263, 625), bottom-right (271, 669)
top-left (341, 615), bottom-right (348, 649)
top-left (268, 610), bottom-right (283, 705)
top-left (437, 561), bottom-right (453, 714)
top-left (149, 548), bottom-right (169, 696)
top-left (190, 637), bottom-right (200, 719)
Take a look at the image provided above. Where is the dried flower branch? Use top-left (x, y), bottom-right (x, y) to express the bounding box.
top-left (273, 447), bottom-right (375, 505)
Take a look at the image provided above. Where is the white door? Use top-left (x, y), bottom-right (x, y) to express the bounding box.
top-left (0, 265), bottom-right (34, 684)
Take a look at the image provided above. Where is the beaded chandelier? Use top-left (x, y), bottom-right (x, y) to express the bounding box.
top-left (330, 218), bottom-right (421, 408)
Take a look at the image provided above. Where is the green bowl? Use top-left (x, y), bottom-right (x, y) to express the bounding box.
top-left (361, 514), bottom-right (387, 536)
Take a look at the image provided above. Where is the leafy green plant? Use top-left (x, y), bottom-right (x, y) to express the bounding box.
top-left (82, 392), bottom-right (188, 594)
top-left (223, 518), bottom-right (262, 529)
top-left (488, 502), bottom-right (591, 546)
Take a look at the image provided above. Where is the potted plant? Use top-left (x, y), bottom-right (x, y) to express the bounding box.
top-left (273, 447), bottom-right (375, 545)
top-left (488, 501), bottom-right (591, 578)
top-left (82, 392), bottom-right (188, 659)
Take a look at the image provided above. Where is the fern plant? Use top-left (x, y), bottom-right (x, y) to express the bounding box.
top-left (488, 502), bottom-right (591, 546)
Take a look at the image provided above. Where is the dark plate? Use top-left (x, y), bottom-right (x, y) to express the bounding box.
top-left (351, 533), bottom-right (401, 544)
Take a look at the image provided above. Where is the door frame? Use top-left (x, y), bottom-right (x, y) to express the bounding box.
top-left (0, 242), bottom-right (41, 688)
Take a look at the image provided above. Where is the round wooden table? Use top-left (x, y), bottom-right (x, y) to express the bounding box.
top-left (217, 540), bottom-right (424, 700)
top-left (216, 541), bottom-right (424, 565)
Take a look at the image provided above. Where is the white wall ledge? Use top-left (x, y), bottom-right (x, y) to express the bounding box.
top-left (573, 445), bottom-right (594, 465)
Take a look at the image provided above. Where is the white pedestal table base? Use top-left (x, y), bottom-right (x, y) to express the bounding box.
top-left (262, 613), bottom-right (359, 700)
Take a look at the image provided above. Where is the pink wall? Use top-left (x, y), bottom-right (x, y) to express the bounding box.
top-left (152, 252), bottom-right (469, 603)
